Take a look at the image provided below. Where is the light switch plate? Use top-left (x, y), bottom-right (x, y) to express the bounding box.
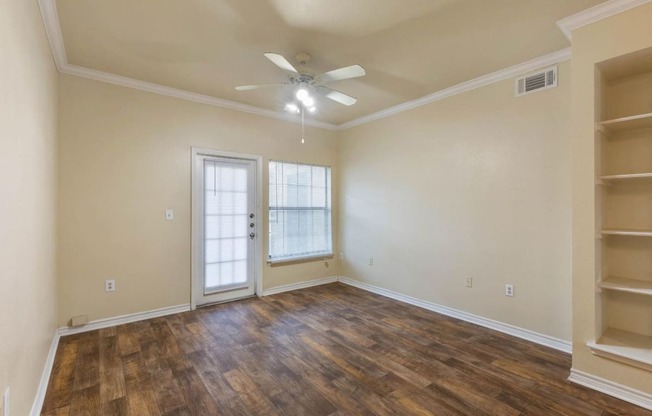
top-left (165, 209), bottom-right (174, 220)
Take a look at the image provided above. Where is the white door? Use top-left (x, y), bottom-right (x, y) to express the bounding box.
top-left (192, 152), bottom-right (258, 306)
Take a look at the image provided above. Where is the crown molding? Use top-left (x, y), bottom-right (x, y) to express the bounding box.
top-left (61, 64), bottom-right (338, 130)
top-left (36, 0), bottom-right (337, 131)
top-left (556, 0), bottom-right (652, 41)
top-left (40, 0), bottom-right (620, 132)
top-left (37, 0), bottom-right (67, 70)
top-left (336, 48), bottom-right (572, 131)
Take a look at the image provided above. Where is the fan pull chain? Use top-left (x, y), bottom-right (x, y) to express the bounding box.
top-left (301, 108), bottom-right (305, 144)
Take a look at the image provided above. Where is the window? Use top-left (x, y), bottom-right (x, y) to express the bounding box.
top-left (269, 161), bottom-right (332, 262)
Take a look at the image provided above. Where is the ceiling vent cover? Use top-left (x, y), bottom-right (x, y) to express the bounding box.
top-left (515, 66), bottom-right (557, 97)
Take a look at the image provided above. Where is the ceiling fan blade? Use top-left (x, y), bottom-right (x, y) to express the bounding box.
top-left (316, 65), bottom-right (366, 83)
top-left (317, 86), bottom-right (358, 106)
top-left (235, 83), bottom-right (286, 91)
top-left (264, 53), bottom-right (298, 73)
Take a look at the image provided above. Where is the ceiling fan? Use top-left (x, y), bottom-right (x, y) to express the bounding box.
top-left (235, 52), bottom-right (365, 107)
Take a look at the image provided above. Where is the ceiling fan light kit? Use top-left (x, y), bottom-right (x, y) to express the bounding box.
top-left (236, 51), bottom-right (366, 144)
top-left (236, 52), bottom-right (366, 113)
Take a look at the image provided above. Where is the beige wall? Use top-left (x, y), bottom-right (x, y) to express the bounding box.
top-left (571, 2), bottom-right (652, 394)
top-left (57, 75), bottom-right (340, 326)
top-left (0, 0), bottom-right (59, 415)
top-left (338, 61), bottom-right (573, 341)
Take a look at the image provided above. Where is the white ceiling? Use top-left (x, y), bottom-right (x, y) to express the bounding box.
top-left (53, 0), bottom-right (606, 125)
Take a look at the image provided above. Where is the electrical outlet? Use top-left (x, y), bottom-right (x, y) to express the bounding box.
top-left (3, 387), bottom-right (9, 416)
top-left (465, 277), bottom-right (473, 288)
top-left (105, 279), bottom-right (116, 292)
top-left (339, 252), bottom-right (344, 260)
top-left (505, 284), bottom-right (514, 297)
top-left (368, 258), bottom-right (374, 266)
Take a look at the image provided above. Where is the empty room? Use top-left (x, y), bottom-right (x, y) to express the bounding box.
top-left (3, 0), bottom-right (652, 414)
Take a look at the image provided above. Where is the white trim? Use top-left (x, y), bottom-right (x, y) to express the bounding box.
top-left (557, 0), bottom-right (652, 41)
top-left (38, 0), bottom-right (651, 131)
top-left (37, 0), bottom-right (577, 132)
top-left (29, 330), bottom-right (60, 416)
top-left (57, 304), bottom-right (190, 336)
top-left (338, 276), bottom-right (572, 353)
top-left (61, 64), bottom-right (338, 131)
top-left (336, 48), bottom-right (572, 130)
top-left (569, 368), bottom-right (652, 410)
top-left (36, 0), bottom-right (337, 131)
top-left (37, 0), bottom-right (67, 70)
top-left (262, 276), bottom-right (339, 296)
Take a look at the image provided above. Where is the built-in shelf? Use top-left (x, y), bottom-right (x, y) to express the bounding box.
top-left (588, 328), bottom-right (652, 371)
top-left (598, 112), bottom-right (652, 132)
top-left (592, 52), bottom-right (652, 376)
top-left (601, 228), bottom-right (652, 237)
top-left (599, 172), bottom-right (652, 181)
top-left (599, 276), bottom-right (652, 296)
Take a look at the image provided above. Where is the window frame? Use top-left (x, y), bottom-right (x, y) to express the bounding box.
top-left (267, 160), bottom-right (333, 264)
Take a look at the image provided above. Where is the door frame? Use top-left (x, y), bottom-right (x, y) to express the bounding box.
top-left (190, 147), bottom-right (263, 310)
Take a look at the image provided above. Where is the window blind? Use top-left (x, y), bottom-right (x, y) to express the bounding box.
top-left (269, 161), bottom-right (332, 262)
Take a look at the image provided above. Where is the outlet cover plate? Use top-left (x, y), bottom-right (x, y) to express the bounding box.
top-left (505, 284), bottom-right (514, 297)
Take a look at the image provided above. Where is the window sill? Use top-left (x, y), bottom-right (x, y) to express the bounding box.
top-left (267, 253), bottom-right (334, 266)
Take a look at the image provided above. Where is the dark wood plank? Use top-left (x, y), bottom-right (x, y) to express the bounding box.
top-left (71, 332), bottom-right (100, 392)
top-left (122, 351), bottom-right (161, 416)
top-left (42, 283), bottom-right (652, 416)
top-left (69, 385), bottom-right (100, 416)
top-left (99, 332), bottom-right (126, 403)
top-left (41, 336), bottom-right (78, 414)
top-left (99, 396), bottom-right (129, 416)
top-left (223, 369), bottom-right (281, 415)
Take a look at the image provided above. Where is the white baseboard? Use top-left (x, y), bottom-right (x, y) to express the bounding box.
top-left (31, 303), bottom-right (190, 415)
top-left (262, 276), bottom-right (339, 296)
top-left (57, 304), bottom-right (191, 336)
top-left (32, 277), bottom-right (652, 414)
top-left (569, 368), bottom-right (652, 410)
top-left (337, 276), bottom-right (572, 354)
top-left (30, 329), bottom-right (61, 416)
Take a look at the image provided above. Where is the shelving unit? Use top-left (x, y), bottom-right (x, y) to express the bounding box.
top-left (598, 112), bottom-right (652, 133)
top-left (601, 229), bottom-right (652, 237)
top-left (590, 49), bottom-right (652, 372)
top-left (598, 276), bottom-right (652, 296)
top-left (588, 329), bottom-right (652, 372)
top-left (599, 172), bottom-right (652, 181)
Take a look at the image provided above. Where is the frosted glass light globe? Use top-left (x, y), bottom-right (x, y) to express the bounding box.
top-left (302, 96), bottom-right (314, 107)
top-left (296, 88), bottom-right (309, 101)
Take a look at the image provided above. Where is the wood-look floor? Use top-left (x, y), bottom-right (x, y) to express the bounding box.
top-left (42, 283), bottom-right (651, 416)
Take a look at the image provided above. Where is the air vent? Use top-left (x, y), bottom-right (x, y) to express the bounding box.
top-left (515, 66), bottom-right (557, 97)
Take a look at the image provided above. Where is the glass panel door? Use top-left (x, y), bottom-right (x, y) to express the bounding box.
top-left (194, 155), bottom-right (256, 306)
